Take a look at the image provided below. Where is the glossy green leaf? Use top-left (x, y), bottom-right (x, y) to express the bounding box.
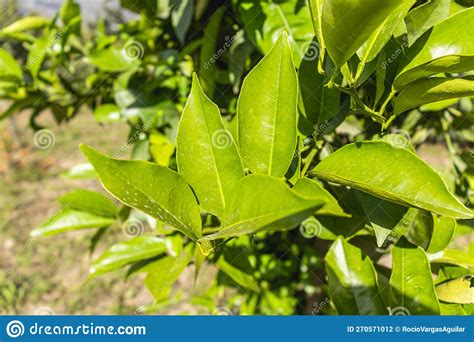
top-left (356, 0), bottom-right (414, 67)
top-left (394, 77), bottom-right (474, 115)
top-left (176, 74), bottom-right (244, 217)
top-left (60, 0), bottom-right (81, 26)
top-left (58, 189), bottom-right (118, 218)
top-left (202, 175), bottom-right (324, 240)
top-left (436, 276), bottom-right (474, 304)
top-left (320, 0), bottom-right (411, 68)
top-left (292, 178), bottom-right (348, 217)
top-left (0, 48), bottom-right (22, 81)
top-left (88, 46), bottom-right (140, 72)
top-left (238, 0), bottom-right (314, 65)
top-left (238, 33), bottom-right (297, 177)
top-left (31, 209), bottom-right (115, 238)
top-left (298, 53), bottom-right (340, 129)
top-left (390, 239), bottom-right (440, 314)
top-left (26, 33), bottom-right (51, 80)
top-left (145, 247), bottom-right (193, 301)
top-left (395, 8), bottom-right (474, 88)
top-left (80, 145), bottom-right (202, 240)
top-left (310, 141), bottom-right (474, 219)
top-left (325, 237), bottom-right (386, 315)
top-left (90, 236), bottom-right (169, 277)
top-left (404, 0), bottom-right (451, 46)
top-left (217, 257), bottom-right (260, 292)
top-left (428, 250), bottom-right (474, 269)
top-left (1, 16), bottom-right (49, 34)
top-left (407, 210), bottom-right (456, 253)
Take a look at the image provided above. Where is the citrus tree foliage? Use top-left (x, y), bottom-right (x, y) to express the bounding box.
top-left (2, 0), bottom-right (474, 314)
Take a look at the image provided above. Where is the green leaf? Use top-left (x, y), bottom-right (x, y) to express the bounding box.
top-left (217, 257), bottom-right (260, 292)
top-left (0, 48), bottom-right (22, 81)
top-left (176, 74), bottom-right (244, 217)
top-left (88, 46), bottom-right (140, 72)
top-left (201, 175), bottom-right (324, 240)
top-left (145, 246), bottom-right (193, 301)
top-left (404, 0), bottom-right (451, 46)
top-left (238, 0), bottom-right (314, 66)
top-left (325, 238), bottom-right (386, 315)
top-left (356, 0), bottom-right (414, 70)
top-left (298, 53), bottom-right (340, 129)
top-left (395, 8), bottom-right (474, 88)
top-left (94, 104), bottom-right (121, 123)
top-left (58, 189), bottom-right (118, 218)
top-left (80, 145), bottom-right (202, 240)
top-left (394, 77), bottom-right (474, 115)
top-left (390, 239), bottom-right (440, 314)
top-left (238, 32), bottom-right (298, 177)
top-left (31, 209), bottom-right (115, 238)
top-left (310, 141), bottom-right (474, 219)
top-left (436, 276), bottom-right (474, 304)
top-left (292, 178), bottom-right (348, 217)
top-left (171, 0), bottom-right (194, 44)
top-left (60, 0), bottom-right (81, 26)
top-left (428, 250), bottom-right (474, 269)
top-left (1, 16), bottom-right (49, 34)
top-left (90, 236), bottom-right (169, 278)
top-left (407, 211), bottom-right (456, 253)
top-left (320, 0), bottom-right (412, 68)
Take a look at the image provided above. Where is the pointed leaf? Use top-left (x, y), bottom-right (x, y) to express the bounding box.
top-left (202, 175), bottom-right (324, 240)
top-left (310, 141), bottom-right (474, 219)
top-left (217, 257), bottom-right (260, 293)
top-left (389, 239), bottom-right (440, 314)
top-left (177, 75), bottom-right (244, 217)
top-left (325, 238), bottom-right (386, 315)
top-left (395, 8), bottom-right (474, 88)
top-left (1, 16), bottom-right (49, 34)
top-left (238, 33), bottom-right (298, 177)
top-left (80, 145), bottom-right (202, 240)
top-left (90, 236), bottom-right (169, 277)
top-left (58, 189), bottom-right (118, 218)
top-left (0, 48), bottom-right (22, 81)
top-left (407, 211), bottom-right (456, 253)
top-left (436, 276), bottom-right (474, 304)
top-left (31, 209), bottom-right (115, 238)
top-left (394, 77), bottom-right (474, 115)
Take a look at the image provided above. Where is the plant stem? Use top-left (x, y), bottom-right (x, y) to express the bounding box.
top-left (302, 148), bottom-right (318, 175)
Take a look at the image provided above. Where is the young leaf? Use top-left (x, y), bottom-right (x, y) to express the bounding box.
top-left (201, 175), bottom-right (324, 240)
top-left (145, 247), bottom-right (193, 301)
top-left (58, 189), bottom-right (118, 218)
top-left (394, 77), bottom-right (474, 115)
top-left (0, 48), bottom-right (22, 81)
top-left (217, 257), bottom-right (260, 293)
top-left (176, 74), bottom-right (244, 218)
top-left (310, 141), bottom-right (474, 219)
top-left (90, 236), bottom-right (169, 278)
top-left (0, 16), bottom-right (49, 34)
top-left (407, 211), bottom-right (456, 253)
top-left (320, 0), bottom-right (412, 68)
top-left (389, 239), bottom-right (440, 314)
top-left (238, 32), bottom-right (298, 177)
top-left (171, 0), bottom-right (194, 44)
top-left (88, 46), bottom-right (140, 72)
top-left (395, 8), bottom-right (474, 88)
top-left (404, 0), bottom-right (451, 46)
top-left (436, 276), bottom-right (474, 304)
top-left (292, 178), bottom-right (349, 217)
top-left (325, 237), bottom-right (387, 315)
top-left (31, 209), bottom-right (115, 238)
top-left (80, 145), bottom-right (202, 240)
